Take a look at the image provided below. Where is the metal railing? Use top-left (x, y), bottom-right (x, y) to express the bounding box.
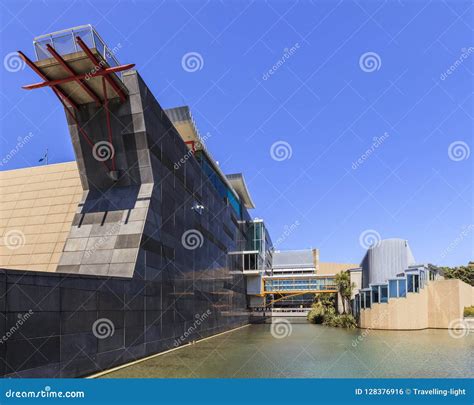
top-left (33, 25), bottom-right (120, 69)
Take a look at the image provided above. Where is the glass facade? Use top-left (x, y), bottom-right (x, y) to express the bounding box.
top-left (265, 277), bottom-right (336, 292)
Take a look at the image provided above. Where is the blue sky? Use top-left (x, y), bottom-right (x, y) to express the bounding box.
top-left (0, 0), bottom-right (472, 266)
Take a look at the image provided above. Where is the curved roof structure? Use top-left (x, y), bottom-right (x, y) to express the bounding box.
top-left (360, 238), bottom-right (416, 287)
top-left (225, 173), bottom-right (255, 209)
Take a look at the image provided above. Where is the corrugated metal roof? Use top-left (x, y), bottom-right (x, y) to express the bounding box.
top-left (272, 249), bottom-right (314, 269)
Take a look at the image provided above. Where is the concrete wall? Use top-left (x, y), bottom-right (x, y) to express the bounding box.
top-left (359, 279), bottom-right (474, 330)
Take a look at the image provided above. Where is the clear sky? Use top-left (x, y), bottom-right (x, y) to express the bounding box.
top-left (0, 0), bottom-right (472, 267)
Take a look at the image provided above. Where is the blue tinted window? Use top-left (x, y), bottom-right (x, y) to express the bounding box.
top-left (398, 279), bottom-right (406, 297)
top-left (407, 275), bottom-right (414, 292)
top-left (389, 280), bottom-right (398, 298)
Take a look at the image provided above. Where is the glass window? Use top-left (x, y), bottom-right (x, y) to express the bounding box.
top-left (380, 285), bottom-right (388, 303)
top-left (389, 280), bottom-right (398, 298)
top-left (398, 279), bottom-right (406, 297)
top-left (365, 291), bottom-right (371, 308)
top-left (371, 286), bottom-right (379, 304)
top-left (407, 274), bottom-right (413, 293)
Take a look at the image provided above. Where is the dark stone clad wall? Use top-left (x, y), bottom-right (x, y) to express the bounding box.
top-left (0, 71), bottom-right (249, 378)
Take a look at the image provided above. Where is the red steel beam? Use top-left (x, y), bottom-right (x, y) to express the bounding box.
top-left (76, 36), bottom-right (126, 102)
top-left (46, 44), bottom-right (102, 106)
top-left (101, 77), bottom-right (116, 171)
top-left (22, 64), bottom-right (135, 90)
top-left (17, 51), bottom-right (79, 110)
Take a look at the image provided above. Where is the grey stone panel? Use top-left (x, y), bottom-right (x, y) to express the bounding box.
top-left (111, 248), bottom-right (138, 264)
top-left (114, 234), bottom-right (141, 249)
top-left (82, 249), bottom-right (114, 265)
top-left (78, 264), bottom-right (110, 276)
top-left (108, 263), bottom-right (135, 278)
top-left (85, 235), bottom-right (118, 251)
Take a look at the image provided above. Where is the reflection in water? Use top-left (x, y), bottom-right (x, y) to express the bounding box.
top-left (101, 320), bottom-right (473, 378)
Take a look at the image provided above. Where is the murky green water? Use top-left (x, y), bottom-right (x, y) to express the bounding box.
top-left (101, 320), bottom-right (473, 378)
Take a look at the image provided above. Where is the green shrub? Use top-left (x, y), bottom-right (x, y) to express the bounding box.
top-left (464, 306), bottom-right (474, 317)
top-left (441, 266), bottom-right (474, 286)
top-left (323, 314), bottom-right (357, 329)
top-left (307, 293), bottom-right (336, 324)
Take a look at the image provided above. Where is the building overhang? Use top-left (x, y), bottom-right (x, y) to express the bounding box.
top-left (225, 173), bottom-right (256, 209)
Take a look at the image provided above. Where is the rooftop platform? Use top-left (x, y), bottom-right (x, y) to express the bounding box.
top-left (21, 25), bottom-right (133, 106)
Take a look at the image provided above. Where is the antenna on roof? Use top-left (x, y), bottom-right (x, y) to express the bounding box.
top-left (38, 149), bottom-right (48, 165)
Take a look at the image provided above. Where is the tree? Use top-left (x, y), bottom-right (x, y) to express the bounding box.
top-left (440, 266), bottom-right (473, 286)
top-left (335, 271), bottom-right (355, 314)
top-left (307, 293), bottom-right (336, 324)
